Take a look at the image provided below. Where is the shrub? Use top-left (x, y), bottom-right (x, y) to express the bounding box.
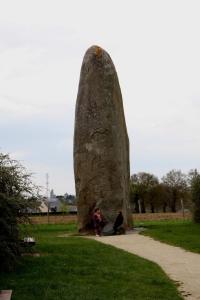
top-left (0, 193), bottom-right (21, 271)
top-left (0, 153), bottom-right (40, 271)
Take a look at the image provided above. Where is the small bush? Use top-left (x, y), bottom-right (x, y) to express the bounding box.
top-left (0, 153), bottom-right (40, 272)
top-left (0, 193), bottom-right (21, 271)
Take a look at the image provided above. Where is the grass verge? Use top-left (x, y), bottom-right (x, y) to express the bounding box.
top-left (136, 219), bottom-right (200, 253)
top-left (0, 223), bottom-right (183, 300)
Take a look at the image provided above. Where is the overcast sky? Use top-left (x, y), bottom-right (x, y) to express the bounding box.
top-left (1, 0), bottom-right (200, 195)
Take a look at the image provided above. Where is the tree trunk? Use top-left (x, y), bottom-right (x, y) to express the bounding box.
top-left (141, 199), bottom-right (146, 213)
top-left (171, 190), bottom-right (177, 212)
top-left (150, 202), bottom-right (155, 213)
top-left (134, 198), bottom-right (140, 213)
top-left (163, 202), bottom-right (167, 213)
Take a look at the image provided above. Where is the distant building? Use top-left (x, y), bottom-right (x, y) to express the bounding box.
top-left (43, 189), bottom-right (77, 213)
top-left (68, 205), bottom-right (77, 214)
top-left (64, 193), bottom-right (76, 205)
top-left (39, 198), bottom-right (48, 213)
top-left (49, 189), bottom-right (60, 212)
top-left (27, 197), bottom-right (48, 213)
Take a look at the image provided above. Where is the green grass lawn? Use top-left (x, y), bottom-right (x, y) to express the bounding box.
top-left (136, 219), bottom-right (200, 253)
top-left (0, 223), bottom-right (183, 300)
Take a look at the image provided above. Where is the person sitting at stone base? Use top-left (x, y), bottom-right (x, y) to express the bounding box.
top-left (92, 208), bottom-right (105, 237)
top-left (113, 211), bottom-right (124, 235)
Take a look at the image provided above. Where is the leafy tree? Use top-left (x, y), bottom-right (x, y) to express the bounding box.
top-left (130, 176), bottom-right (140, 213)
top-left (187, 169), bottom-right (199, 186)
top-left (0, 153), bottom-right (40, 271)
top-left (146, 183), bottom-right (168, 213)
top-left (156, 183), bottom-right (172, 212)
top-left (162, 170), bottom-right (187, 212)
top-left (130, 172), bottom-right (159, 213)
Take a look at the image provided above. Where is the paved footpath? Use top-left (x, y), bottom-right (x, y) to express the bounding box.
top-left (89, 232), bottom-right (200, 300)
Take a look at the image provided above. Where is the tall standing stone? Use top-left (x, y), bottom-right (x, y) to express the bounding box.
top-left (74, 45), bottom-right (132, 232)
